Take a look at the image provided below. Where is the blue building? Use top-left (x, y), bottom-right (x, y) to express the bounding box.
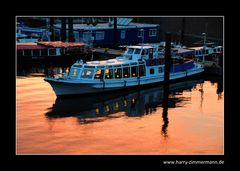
top-left (54, 18), bottom-right (160, 47)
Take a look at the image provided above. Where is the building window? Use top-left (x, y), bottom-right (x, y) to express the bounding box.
top-left (149, 29), bottom-right (157, 37)
top-left (41, 49), bottom-right (48, 56)
top-left (83, 32), bottom-right (92, 41)
top-left (49, 49), bottom-right (56, 56)
top-left (138, 29), bottom-right (144, 37)
top-left (24, 49), bottom-right (32, 56)
top-left (96, 31), bottom-right (104, 40)
top-left (17, 50), bottom-right (23, 56)
top-left (150, 68), bottom-right (154, 74)
top-left (121, 30), bottom-right (126, 39)
top-left (33, 49), bottom-right (40, 56)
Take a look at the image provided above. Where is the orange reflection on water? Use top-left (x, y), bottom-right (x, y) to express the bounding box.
top-left (16, 77), bottom-right (224, 154)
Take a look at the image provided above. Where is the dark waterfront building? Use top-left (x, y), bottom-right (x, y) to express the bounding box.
top-left (17, 17), bottom-right (223, 46)
top-left (53, 18), bottom-right (160, 47)
top-left (134, 17), bottom-right (223, 46)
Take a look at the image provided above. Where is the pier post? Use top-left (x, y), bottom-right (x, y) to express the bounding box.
top-left (164, 33), bottom-right (171, 83)
top-left (68, 17), bottom-right (75, 42)
top-left (113, 17), bottom-right (117, 48)
top-left (50, 17), bottom-right (55, 41)
top-left (61, 18), bottom-right (66, 42)
top-left (180, 17), bottom-right (185, 46)
top-left (162, 32), bottom-right (171, 138)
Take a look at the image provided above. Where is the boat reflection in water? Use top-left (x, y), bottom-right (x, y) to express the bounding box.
top-left (46, 79), bottom-right (204, 125)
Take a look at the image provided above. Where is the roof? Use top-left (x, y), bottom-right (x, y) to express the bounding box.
top-left (16, 41), bottom-right (85, 50)
top-left (54, 22), bottom-right (159, 31)
top-left (189, 46), bottom-right (213, 50)
top-left (110, 18), bottom-right (133, 25)
top-left (173, 48), bottom-right (194, 54)
top-left (16, 42), bottom-right (47, 50)
top-left (85, 57), bottom-right (139, 66)
top-left (37, 41), bottom-right (85, 48)
top-left (127, 45), bottom-right (154, 49)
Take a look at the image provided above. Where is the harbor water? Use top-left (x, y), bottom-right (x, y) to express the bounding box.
top-left (16, 63), bottom-right (224, 154)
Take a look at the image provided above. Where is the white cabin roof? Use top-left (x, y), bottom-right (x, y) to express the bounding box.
top-left (188, 47), bottom-right (212, 51)
top-left (127, 45), bottom-right (154, 49)
top-left (85, 57), bottom-right (139, 67)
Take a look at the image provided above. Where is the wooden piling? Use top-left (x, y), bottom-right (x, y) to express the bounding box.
top-left (61, 18), bottom-right (66, 42)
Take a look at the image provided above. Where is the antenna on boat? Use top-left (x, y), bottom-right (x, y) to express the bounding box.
top-left (202, 33), bottom-right (206, 63)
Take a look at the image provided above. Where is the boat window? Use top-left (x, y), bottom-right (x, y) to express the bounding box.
top-left (150, 68), bottom-right (154, 75)
top-left (141, 49), bottom-right (149, 55)
top-left (84, 65), bottom-right (95, 69)
top-left (131, 66), bottom-right (138, 77)
top-left (127, 48), bottom-right (134, 54)
top-left (139, 65), bottom-right (146, 76)
top-left (105, 68), bottom-right (114, 79)
top-left (73, 64), bottom-right (82, 68)
top-left (123, 67), bottom-right (130, 78)
top-left (94, 69), bottom-right (105, 79)
top-left (97, 65), bottom-right (105, 69)
top-left (134, 49), bottom-right (141, 54)
top-left (107, 65), bottom-right (113, 68)
top-left (69, 68), bottom-right (80, 78)
top-left (114, 68), bottom-right (122, 79)
top-left (130, 62), bottom-right (138, 65)
top-left (49, 49), bottom-right (56, 56)
top-left (41, 49), bottom-right (48, 56)
top-left (81, 69), bottom-right (94, 79)
top-left (205, 49), bottom-right (209, 54)
top-left (158, 66), bottom-right (164, 73)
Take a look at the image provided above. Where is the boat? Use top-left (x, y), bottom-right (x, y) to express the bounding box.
top-left (16, 22), bottom-right (51, 42)
top-left (44, 44), bottom-right (204, 96)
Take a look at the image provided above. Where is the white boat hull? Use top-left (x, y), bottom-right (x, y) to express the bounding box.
top-left (44, 66), bottom-right (204, 96)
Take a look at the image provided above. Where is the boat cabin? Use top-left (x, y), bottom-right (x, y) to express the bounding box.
top-left (188, 45), bottom-right (223, 62)
top-left (67, 45), bottom-right (167, 80)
